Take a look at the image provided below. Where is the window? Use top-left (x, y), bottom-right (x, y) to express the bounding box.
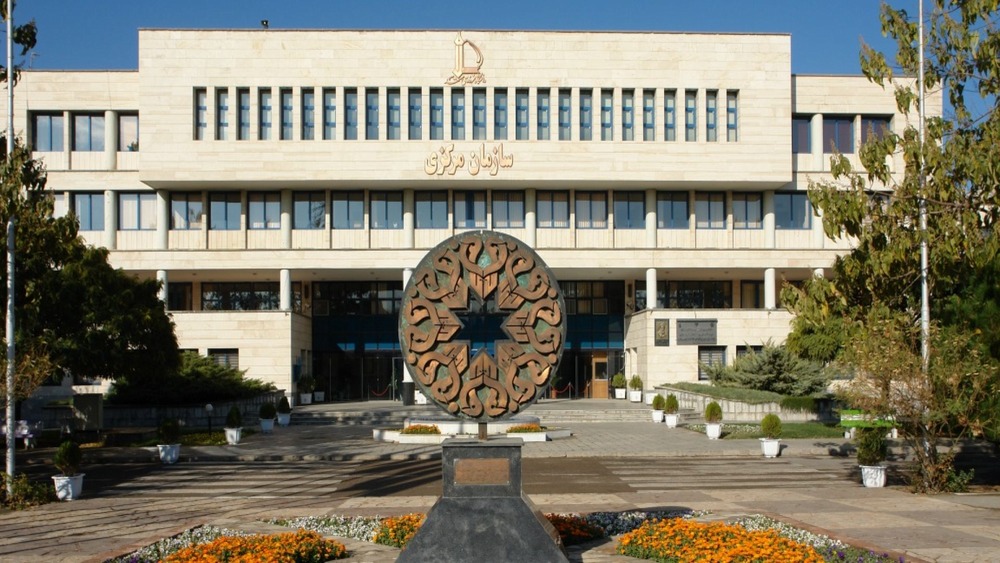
top-left (259, 88), bottom-right (272, 140)
top-left (74, 114), bottom-right (105, 151)
top-left (493, 88), bottom-right (508, 140)
top-left (664, 89), bottom-right (676, 141)
top-left (622, 89), bottom-right (634, 141)
top-left (642, 89), bottom-right (655, 141)
top-left (365, 88), bottom-right (379, 140)
top-left (732, 193), bottom-right (762, 229)
top-left (415, 191), bottom-right (448, 229)
top-left (73, 193), bottom-right (104, 231)
top-left (451, 88), bottom-right (465, 140)
top-left (668, 280), bottom-right (732, 309)
top-left (823, 116), bottom-right (854, 153)
top-left (248, 192), bottom-right (281, 230)
top-left (203, 282), bottom-right (279, 311)
top-left (706, 90), bottom-right (719, 142)
top-left (515, 88), bottom-right (529, 140)
top-left (301, 88), bottom-right (315, 140)
top-left (695, 192), bottom-right (726, 229)
top-left (861, 116), bottom-right (891, 145)
top-left (387, 88), bottom-right (401, 140)
top-left (344, 88), bottom-right (358, 140)
top-left (216, 89), bottom-right (230, 140)
top-left (430, 88), bottom-right (444, 140)
top-left (684, 90), bottom-right (697, 142)
top-left (741, 281), bottom-right (764, 309)
top-left (332, 191), bottom-right (364, 230)
top-left (314, 281), bottom-right (402, 316)
top-left (33, 113), bottom-right (64, 151)
top-left (323, 88), bottom-right (336, 140)
top-left (537, 191), bottom-right (569, 228)
top-left (472, 88), bottom-right (486, 140)
top-left (492, 191), bottom-right (524, 228)
top-left (575, 192), bottom-right (608, 229)
top-left (408, 88), bottom-right (422, 140)
top-left (792, 115), bottom-right (811, 153)
top-left (208, 349), bottom-right (240, 368)
top-left (774, 192), bottom-right (812, 229)
top-left (614, 191), bottom-right (645, 229)
top-left (561, 281), bottom-right (613, 316)
top-left (118, 113), bottom-right (139, 151)
top-left (536, 88), bottom-right (550, 140)
top-left (237, 88), bottom-right (250, 140)
top-left (167, 282), bottom-right (193, 311)
top-left (370, 191), bottom-right (402, 230)
top-left (194, 88), bottom-right (207, 141)
top-left (280, 88), bottom-right (293, 140)
top-left (558, 89), bottom-right (571, 141)
top-left (454, 191), bottom-right (486, 229)
top-left (209, 192), bottom-right (241, 230)
top-left (736, 344), bottom-right (764, 357)
top-left (579, 89), bottom-right (593, 141)
top-left (600, 89), bottom-right (613, 140)
top-left (727, 90), bottom-right (739, 142)
top-left (118, 193), bottom-right (156, 231)
top-left (170, 193), bottom-right (203, 230)
top-left (698, 346), bottom-right (726, 380)
top-left (293, 192), bottom-right (325, 229)
top-left (657, 192), bottom-right (689, 229)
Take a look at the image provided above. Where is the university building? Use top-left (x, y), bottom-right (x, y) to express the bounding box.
top-left (9, 29), bottom-right (933, 402)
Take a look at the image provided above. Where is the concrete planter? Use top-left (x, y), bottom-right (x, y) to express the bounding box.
top-left (225, 427), bottom-right (242, 445)
top-left (298, 393), bottom-right (312, 406)
top-left (277, 412), bottom-right (291, 427)
top-left (52, 474), bottom-right (84, 501)
top-left (705, 422), bottom-right (722, 440)
top-left (260, 418), bottom-right (275, 434)
top-left (760, 438), bottom-right (781, 458)
top-left (861, 464), bottom-right (887, 488)
top-left (613, 388), bottom-right (626, 400)
top-left (157, 444), bottom-right (180, 464)
top-left (664, 413), bottom-right (679, 428)
top-left (628, 390), bottom-right (643, 403)
top-left (651, 410), bottom-right (664, 423)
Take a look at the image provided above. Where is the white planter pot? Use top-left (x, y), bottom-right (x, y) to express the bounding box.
top-left (613, 388), bottom-right (626, 400)
top-left (277, 412), bottom-right (291, 427)
top-left (52, 474), bottom-right (84, 501)
top-left (260, 418), bottom-right (275, 434)
top-left (644, 392), bottom-right (658, 405)
top-left (299, 393), bottom-right (313, 405)
top-left (760, 438), bottom-right (781, 458)
top-left (225, 427), bottom-right (242, 445)
top-left (157, 444), bottom-right (180, 464)
top-left (313, 391), bottom-right (325, 402)
top-left (860, 464), bottom-right (887, 488)
top-left (664, 413), bottom-right (679, 428)
top-left (629, 390), bottom-right (643, 403)
top-left (705, 422), bottom-right (722, 440)
top-left (651, 410), bottom-right (664, 423)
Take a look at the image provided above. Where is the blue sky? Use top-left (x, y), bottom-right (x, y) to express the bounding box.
top-left (12, 0), bottom-right (914, 74)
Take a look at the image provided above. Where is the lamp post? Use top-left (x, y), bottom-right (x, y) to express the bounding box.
top-left (205, 403), bottom-right (214, 436)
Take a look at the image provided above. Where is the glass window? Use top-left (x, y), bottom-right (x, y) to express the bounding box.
top-left (322, 88), bottom-right (336, 140)
top-left (73, 193), bottom-right (104, 231)
top-left (216, 89), bottom-right (230, 141)
top-left (365, 88), bottom-right (379, 140)
top-left (302, 88), bottom-right (315, 141)
top-left (656, 192), bottom-right (689, 229)
top-left (741, 281), bottom-right (764, 309)
top-left (642, 89), bottom-right (655, 141)
top-left (695, 192), bottom-right (726, 229)
top-left (600, 89), bottom-right (613, 141)
top-left (774, 193), bottom-right (813, 229)
top-left (73, 114), bottom-right (105, 151)
top-left (537, 191), bottom-right (569, 229)
top-left (370, 191), bottom-right (402, 230)
top-left (668, 281), bottom-right (732, 309)
top-left (575, 192), bottom-right (608, 229)
top-left (451, 88), bottom-right (465, 140)
top-left (614, 191), bottom-right (645, 229)
top-left (259, 88), bottom-right (272, 140)
top-left (792, 115), bottom-right (811, 153)
top-left (698, 346), bottom-right (726, 380)
top-left (622, 89), bottom-right (634, 141)
top-left (558, 89), bottom-right (571, 141)
top-left (170, 193), bottom-right (203, 230)
top-left (430, 88), bottom-right (444, 140)
top-left (492, 191), bottom-right (524, 228)
top-left (344, 88), bottom-right (358, 140)
top-left (210, 192), bottom-right (241, 230)
top-left (861, 116), bottom-right (891, 145)
top-left (536, 88), bottom-right (550, 140)
top-left (387, 88), bottom-right (401, 140)
top-left (237, 88), bottom-right (250, 140)
top-left (33, 113), bottom-right (64, 151)
top-left (194, 88), bottom-right (207, 141)
top-left (733, 193), bottom-right (762, 229)
top-left (493, 88), bottom-right (507, 140)
top-left (408, 88), bottom-right (422, 140)
top-left (684, 90), bottom-right (697, 142)
top-left (415, 191), bottom-right (448, 229)
top-left (118, 113), bottom-right (139, 151)
top-left (472, 88), bottom-right (486, 140)
top-left (280, 88), bottom-right (293, 140)
top-left (579, 89), bottom-right (593, 141)
top-left (664, 89), bottom-right (676, 141)
top-left (167, 282), bottom-right (193, 311)
top-left (706, 90), bottom-right (718, 142)
top-left (726, 90), bottom-right (739, 142)
top-left (454, 191), bottom-right (486, 229)
top-left (823, 116), bottom-right (854, 153)
top-left (293, 191), bottom-right (325, 229)
top-left (515, 88), bottom-right (529, 140)
top-left (248, 192), bottom-right (281, 230)
top-left (208, 348), bottom-right (241, 367)
top-left (203, 283), bottom-right (278, 312)
top-left (332, 191), bottom-right (364, 230)
top-left (118, 193), bottom-right (156, 231)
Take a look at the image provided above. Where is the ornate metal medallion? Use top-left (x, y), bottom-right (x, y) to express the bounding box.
top-left (399, 231), bottom-right (565, 421)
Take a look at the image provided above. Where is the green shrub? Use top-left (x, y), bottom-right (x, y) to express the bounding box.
top-left (259, 402), bottom-right (277, 419)
top-left (705, 343), bottom-right (830, 396)
top-left (225, 405), bottom-right (243, 428)
top-left (298, 374), bottom-right (315, 394)
top-left (54, 440), bottom-right (82, 476)
top-left (666, 382), bottom-right (785, 404)
top-left (760, 413), bottom-right (782, 439)
top-left (664, 394), bottom-right (679, 414)
top-left (628, 374), bottom-right (643, 390)
top-left (158, 418), bottom-right (181, 444)
top-left (704, 401), bottom-right (723, 423)
top-left (779, 396), bottom-right (821, 413)
top-left (277, 396), bottom-right (291, 414)
top-left (855, 427), bottom-right (887, 466)
top-left (400, 424), bottom-right (440, 435)
top-left (651, 394), bottom-right (665, 411)
top-left (1, 473), bottom-right (56, 509)
top-left (610, 373), bottom-right (627, 388)
top-left (507, 423), bottom-right (544, 433)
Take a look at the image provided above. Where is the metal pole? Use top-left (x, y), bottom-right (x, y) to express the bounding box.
top-left (918, 0), bottom-right (930, 373)
top-left (5, 0), bottom-right (16, 494)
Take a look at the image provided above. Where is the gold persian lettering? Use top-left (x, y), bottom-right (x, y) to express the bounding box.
top-left (424, 143), bottom-right (514, 177)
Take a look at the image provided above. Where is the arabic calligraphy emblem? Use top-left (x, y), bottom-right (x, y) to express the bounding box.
top-left (424, 143), bottom-right (514, 177)
top-left (446, 32), bottom-right (486, 85)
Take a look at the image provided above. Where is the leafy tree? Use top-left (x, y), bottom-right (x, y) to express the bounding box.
top-left (703, 342), bottom-right (830, 396)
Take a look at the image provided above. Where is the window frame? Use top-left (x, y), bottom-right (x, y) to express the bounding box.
top-left (170, 192), bottom-right (204, 231)
top-left (579, 89), bottom-right (593, 141)
top-left (536, 88), bottom-right (550, 141)
top-left (695, 192), bottom-right (726, 230)
top-left (491, 191), bottom-right (525, 229)
top-left (515, 88), bottom-right (529, 141)
top-left (472, 88), bottom-right (487, 140)
top-left (344, 88), bottom-right (359, 141)
top-left (279, 88), bottom-right (293, 141)
top-left (613, 191), bottom-right (645, 229)
top-left (387, 88), bottom-right (401, 140)
top-left (575, 191), bottom-right (608, 230)
top-left (237, 88), bottom-right (251, 140)
top-left (558, 88), bottom-right (571, 141)
top-left (370, 191), bottom-right (403, 230)
top-left (493, 88), bottom-right (508, 140)
top-left (684, 90), bottom-right (697, 142)
top-left (664, 89), bottom-right (677, 141)
top-left (656, 192), bottom-right (689, 229)
top-left (454, 191), bottom-right (487, 229)
top-left (322, 88), bottom-right (336, 140)
top-left (73, 113), bottom-right (105, 151)
top-left (600, 89), bottom-right (613, 141)
top-left (293, 191), bottom-right (326, 230)
top-left (408, 88), bottom-right (422, 140)
top-left (73, 192), bottom-right (105, 231)
top-left (451, 88), bottom-right (465, 141)
top-left (33, 113), bottom-right (65, 152)
top-left (301, 88), bottom-right (316, 141)
top-left (537, 191), bottom-right (569, 229)
top-left (365, 88), bottom-right (379, 141)
top-left (118, 192), bottom-right (157, 231)
top-left (621, 89), bottom-right (635, 141)
top-left (258, 88), bottom-right (273, 141)
top-left (209, 192), bottom-right (242, 231)
top-left (415, 191), bottom-right (449, 229)
top-left (248, 192), bottom-right (281, 230)
top-left (774, 192), bottom-right (813, 230)
top-left (822, 115), bottom-right (854, 153)
top-left (332, 191), bottom-right (365, 230)
top-left (642, 89), bottom-right (655, 141)
top-left (732, 192), bottom-right (763, 230)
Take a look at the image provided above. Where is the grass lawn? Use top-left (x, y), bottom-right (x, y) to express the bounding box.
top-left (718, 422), bottom-right (846, 440)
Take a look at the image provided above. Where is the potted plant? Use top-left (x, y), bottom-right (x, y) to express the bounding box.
top-left (664, 394), bottom-right (680, 428)
top-left (224, 405), bottom-right (243, 445)
top-left (855, 427), bottom-right (888, 487)
top-left (298, 374), bottom-right (315, 405)
top-left (650, 394), bottom-right (665, 423)
top-left (259, 401), bottom-right (277, 434)
top-left (52, 440), bottom-right (84, 501)
top-left (759, 413), bottom-right (782, 458)
top-left (156, 418), bottom-right (182, 464)
top-left (610, 373), bottom-right (627, 400)
top-left (313, 378), bottom-right (326, 403)
top-left (704, 401), bottom-right (723, 439)
top-left (628, 375), bottom-right (644, 403)
top-left (276, 395), bottom-right (292, 427)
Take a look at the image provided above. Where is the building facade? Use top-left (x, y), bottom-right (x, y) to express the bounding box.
top-left (9, 29), bottom-right (934, 401)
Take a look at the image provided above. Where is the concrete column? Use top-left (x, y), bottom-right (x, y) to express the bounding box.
top-left (811, 113), bottom-right (824, 170)
top-left (156, 190), bottom-right (169, 250)
top-left (156, 270), bottom-right (168, 305)
top-left (104, 110), bottom-right (117, 170)
top-left (401, 267), bottom-right (416, 405)
top-left (645, 189), bottom-right (656, 248)
top-left (525, 188), bottom-right (537, 248)
top-left (646, 268), bottom-right (658, 309)
top-left (62, 111), bottom-right (72, 162)
top-left (280, 269), bottom-right (292, 311)
top-left (764, 267), bottom-right (777, 310)
top-left (403, 189), bottom-right (415, 248)
top-left (763, 191), bottom-right (775, 249)
top-left (281, 189), bottom-right (292, 249)
top-left (104, 190), bottom-right (117, 250)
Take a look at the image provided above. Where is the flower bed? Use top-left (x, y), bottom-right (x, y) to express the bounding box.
top-left (163, 529), bottom-right (346, 562)
top-left (506, 423), bottom-right (544, 433)
top-left (618, 519), bottom-right (824, 562)
top-left (399, 424), bottom-right (441, 435)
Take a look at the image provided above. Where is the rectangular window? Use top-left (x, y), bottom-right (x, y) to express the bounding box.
top-left (415, 191), bottom-right (448, 229)
top-left (492, 191), bottom-right (524, 228)
top-left (279, 88), bottom-right (293, 140)
top-left (118, 113), bottom-right (139, 151)
top-left (698, 346), bottom-right (726, 380)
top-left (741, 281), bottom-right (764, 309)
top-left (537, 191), bottom-right (569, 229)
top-left (454, 191), bottom-right (486, 229)
top-left (558, 89), bottom-right (571, 141)
top-left (237, 88), bottom-right (250, 140)
top-left (861, 116), bottom-right (891, 145)
top-left (622, 89), bottom-right (634, 141)
top-left (259, 88), bottom-right (272, 140)
top-left (669, 281), bottom-right (732, 309)
top-left (695, 192), bottom-right (726, 229)
top-left (733, 193), bottom-right (762, 229)
top-left (73, 192), bottom-right (104, 231)
top-left (575, 192), bottom-right (608, 229)
top-left (370, 191), bottom-right (403, 230)
top-left (167, 282), bottom-right (193, 311)
top-left (408, 88), bottom-right (422, 140)
top-left (664, 89), bottom-right (676, 141)
top-left (293, 191), bottom-right (326, 229)
top-left (203, 283), bottom-right (279, 312)
top-left (614, 191), bottom-right (645, 229)
top-left (208, 349), bottom-right (240, 367)
top-left (73, 114), bottom-right (105, 151)
top-left (536, 88), bottom-right (550, 141)
top-left (344, 88), bottom-right (358, 140)
top-left (515, 88), bottom-right (529, 140)
top-left (33, 113), bottom-right (65, 151)
top-left (430, 88), bottom-right (444, 140)
top-left (656, 192), bottom-right (689, 229)
top-left (792, 115), bottom-right (811, 153)
top-left (248, 192), bottom-right (281, 230)
top-left (642, 89), bottom-right (655, 141)
top-left (451, 88), bottom-right (465, 140)
top-left (322, 88), bottom-right (336, 140)
top-left (472, 88), bottom-right (487, 140)
top-left (365, 88), bottom-right (379, 140)
top-left (216, 89), bottom-right (229, 141)
top-left (706, 90), bottom-right (718, 142)
top-left (194, 88), bottom-right (207, 141)
top-left (685, 90), bottom-right (697, 142)
top-left (387, 88), bottom-right (401, 140)
top-left (301, 88), bottom-right (315, 141)
top-left (737, 344), bottom-right (764, 357)
top-left (823, 116), bottom-right (854, 153)
top-left (579, 89), bottom-right (593, 141)
top-left (726, 90), bottom-right (739, 142)
top-left (209, 192), bottom-right (241, 230)
top-left (118, 193), bottom-right (156, 231)
top-left (774, 192), bottom-right (813, 230)
top-left (332, 191), bottom-right (364, 230)
top-left (493, 88), bottom-right (508, 140)
top-left (600, 89), bottom-right (613, 141)
top-left (170, 193), bottom-right (203, 230)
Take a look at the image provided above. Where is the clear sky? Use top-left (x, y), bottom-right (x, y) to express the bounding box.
top-left (11, 0), bottom-right (914, 75)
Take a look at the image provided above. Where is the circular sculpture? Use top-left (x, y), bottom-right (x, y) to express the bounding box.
top-left (399, 231), bottom-right (565, 421)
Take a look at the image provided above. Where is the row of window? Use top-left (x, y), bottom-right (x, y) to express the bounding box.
top-left (792, 114), bottom-right (891, 154)
top-left (194, 86), bottom-right (740, 143)
top-left (32, 112), bottom-right (140, 152)
top-left (62, 189), bottom-right (813, 232)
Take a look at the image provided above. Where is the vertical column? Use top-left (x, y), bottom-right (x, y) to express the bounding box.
top-left (811, 113), bottom-right (824, 170)
top-left (104, 110), bottom-right (118, 170)
top-left (613, 87), bottom-right (622, 142)
top-left (525, 188), bottom-right (537, 248)
top-left (763, 191), bottom-right (775, 249)
top-left (62, 111), bottom-right (72, 164)
top-left (281, 189), bottom-right (292, 249)
top-left (528, 87), bottom-right (537, 141)
top-left (280, 269), bottom-right (292, 311)
top-left (403, 188), bottom-right (415, 248)
top-left (156, 270), bottom-right (168, 306)
top-left (570, 87), bottom-right (580, 141)
top-left (104, 189), bottom-right (117, 250)
top-left (645, 189), bottom-right (656, 248)
top-left (646, 268), bottom-right (658, 309)
top-left (401, 267), bottom-right (415, 405)
top-left (156, 190), bottom-right (169, 250)
top-left (764, 267), bottom-right (777, 310)
top-left (378, 87), bottom-right (387, 141)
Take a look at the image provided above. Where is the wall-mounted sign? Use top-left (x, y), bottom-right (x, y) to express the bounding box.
top-left (676, 319), bottom-right (717, 345)
top-left (654, 319), bottom-right (670, 346)
top-left (446, 32), bottom-right (486, 85)
top-left (424, 143), bottom-right (514, 176)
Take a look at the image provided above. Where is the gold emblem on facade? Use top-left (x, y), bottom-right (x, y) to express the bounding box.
top-left (446, 32), bottom-right (486, 85)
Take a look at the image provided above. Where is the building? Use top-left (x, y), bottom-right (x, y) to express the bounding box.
top-left (9, 29), bottom-right (936, 402)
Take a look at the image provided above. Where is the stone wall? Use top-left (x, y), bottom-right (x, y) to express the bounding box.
top-left (657, 386), bottom-right (835, 423)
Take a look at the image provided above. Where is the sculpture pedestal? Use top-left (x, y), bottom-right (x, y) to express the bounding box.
top-left (396, 438), bottom-right (568, 563)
